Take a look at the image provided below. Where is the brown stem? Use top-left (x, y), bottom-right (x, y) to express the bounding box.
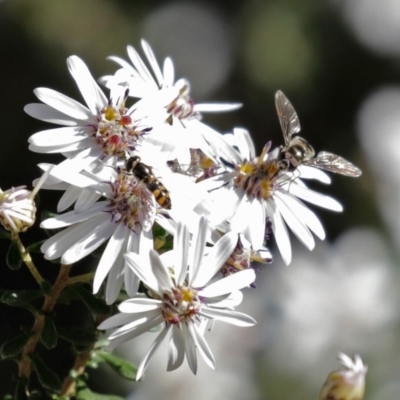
top-left (18, 264), bottom-right (71, 387)
top-left (61, 314), bottom-right (108, 396)
top-left (67, 272), bottom-right (95, 286)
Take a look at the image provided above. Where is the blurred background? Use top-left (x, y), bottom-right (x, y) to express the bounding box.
top-left (0, 0), bottom-right (400, 398)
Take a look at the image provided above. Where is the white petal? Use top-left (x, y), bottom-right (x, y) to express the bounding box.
top-left (200, 269), bottom-right (256, 298)
top-left (118, 298), bottom-right (162, 313)
top-left (243, 197), bottom-right (265, 250)
top-left (136, 324), bottom-right (171, 381)
top-left (167, 325), bottom-right (185, 371)
top-left (93, 223), bottom-right (128, 294)
top-left (75, 189), bottom-right (102, 213)
top-left (28, 137), bottom-right (97, 154)
top-left (182, 323), bottom-right (197, 375)
top-left (42, 213), bottom-right (109, 259)
top-left (273, 193), bottom-right (315, 250)
top-left (105, 251), bottom-right (125, 305)
top-left (188, 216), bottom-right (208, 286)
top-left (24, 104), bottom-right (80, 126)
top-left (67, 56), bottom-right (108, 115)
top-left (288, 183), bottom-right (343, 212)
top-left (106, 315), bottom-right (164, 351)
top-left (174, 222), bottom-right (190, 286)
top-left (210, 290), bottom-right (243, 308)
top-left (191, 323), bottom-right (216, 370)
top-left (57, 186), bottom-right (81, 212)
top-left (194, 103), bottom-right (242, 112)
top-left (41, 201), bottom-right (107, 228)
top-left (163, 57), bottom-right (175, 87)
top-left (124, 251), bottom-right (166, 294)
top-left (192, 231), bottom-right (238, 288)
top-left (297, 165), bottom-right (331, 184)
top-left (32, 88), bottom-right (92, 120)
top-left (61, 219), bottom-right (115, 264)
top-left (141, 39), bottom-right (164, 87)
top-left (275, 191), bottom-right (325, 240)
top-left (98, 312), bottom-right (138, 330)
top-left (266, 199), bottom-right (292, 265)
top-left (234, 127), bottom-right (255, 160)
top-left (28, 126), bottom-right (92, 147)
top-left (200, 307), bottom-right (256, 327)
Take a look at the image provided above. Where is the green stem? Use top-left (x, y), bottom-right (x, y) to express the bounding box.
top-left (12, 232), bottom-right (44, 285)
top-left (67, 272), bottom-right (95, 285)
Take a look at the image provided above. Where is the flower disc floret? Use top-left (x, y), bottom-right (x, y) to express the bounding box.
top-left (235, 158), bottom-right (282, 200)
top-left (95, 102), bottom-right (151, 157)
top-left (106, 171), bottom-right (153, 230)
top-left (161, 284), bottom-right (201, 324)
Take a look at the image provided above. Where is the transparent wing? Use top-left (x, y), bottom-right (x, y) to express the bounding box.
top-left (275, 90), bottom-right (301, 146)
top-left (304, 151), bottom-right (362, 177)
top-left (167, 160), bottom-right (205, 179)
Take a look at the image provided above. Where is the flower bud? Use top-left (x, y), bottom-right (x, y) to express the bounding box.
top-left (318, 353), bottom-right (368, 400)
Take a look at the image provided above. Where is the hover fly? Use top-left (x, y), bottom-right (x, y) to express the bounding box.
top-left (275, 90), bottom-right (362, 177)
top-left (126, 156), bottom-right (172, 209)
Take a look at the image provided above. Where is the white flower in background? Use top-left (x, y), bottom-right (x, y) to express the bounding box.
top-left (101, 40), bottom-right (240, 163)
top-left (202, 128), bottom-right (342, 265)
top-left (98, 217), bottom-right (256, 380)
top-left (25, 55), bottom-right (177, 181)
top-left (255, 228), bottom-right (399, 393)
top-left (318, 353), bottom-right (367, 400)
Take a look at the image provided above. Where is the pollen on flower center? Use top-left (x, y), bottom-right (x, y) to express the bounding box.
top-left (234, 159), bottom-right (281, 200)
top-left (161, 284), bottom-right (201, 325)
top-left (94, 103), bottom-right (151, 158)
top-left (106, 171), bottom-right (153, 230)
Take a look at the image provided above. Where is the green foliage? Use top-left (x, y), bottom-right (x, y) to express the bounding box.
top-left (7, 240), bottom-right (23, 270)
top-left (76, 381), bottom-right (124, 400)
top-left (40, 280), bottom-right (53, 295)
top-left (96, 351), bottom-right (137, 381)
top-left (26, 240), bottom-right (46, 254)
top-left (1, 290), bottom-right (42, 315)
top-left (40, 314), bottom-right (58, 349)
top-left (0, 332), bottom-right (32, 359)
top-left (57, 327), bottom-right (97, 348)
top-left (153, 223), bottom-right (173, 253)
top-left (0, 227), bottom-right (11, 239)
top-left (70, 285), bottom-right (111, 315)
top-left (31, 354), bottom-right (62, 394)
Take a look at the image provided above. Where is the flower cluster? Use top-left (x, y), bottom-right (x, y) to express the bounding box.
top-left (19, 40), bottom-right (362, 379)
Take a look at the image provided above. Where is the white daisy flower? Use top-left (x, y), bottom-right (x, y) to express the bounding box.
top-left (318, 353), bottom-right (367, 400)
top-left (40, 157), bottom-right (212, 303)
top-left (25, 55), bottom-right (177, 181)
top-left (98, 217), bottom-right (256, 380)
top-left (101, 40), bottom-right (240, 163)
top-left (202, 128), bottom-right (343, 266)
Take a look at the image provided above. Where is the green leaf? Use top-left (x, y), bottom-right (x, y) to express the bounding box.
top-left (76, 388), bottom-right (124, 400)
top-left (0, 227), bottom-right (11, 239)
top-left (1, 290), bottom-right (42, 306)
top-left (97, 351), bottom-right (137, 381)
top-left (40, 314), bottom-right (58, 349)
top-left (1, 332), bottom-right (32, 359)
top-left (70, 285), bottom-right (111, 315)
top-left (6, 240), bottom-right (22, 270)
top-left (57, 327), bottom-right (96, 347)
top-left (31, 354), bottom-right (62, 394)
top-left (26, 240), bottom-right (46, 254)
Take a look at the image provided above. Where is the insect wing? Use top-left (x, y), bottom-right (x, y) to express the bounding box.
top-left (167, 160), bottom-right (204, 179)
top-left (275, 90), bottom-right (301, 146)
top-left (305, 151), bottom-right (362, 177)
top-left (137, 183), bottom-right (157, 231)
